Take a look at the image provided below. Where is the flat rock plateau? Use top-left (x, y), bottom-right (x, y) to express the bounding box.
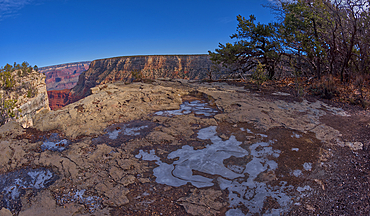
top-left (0, 79), bottom-right (369, 215)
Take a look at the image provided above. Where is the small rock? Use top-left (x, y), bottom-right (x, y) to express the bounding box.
top-left (272, 92), bottom-right (290, 96)
top-left (305, 204), bottom-right (315, 211)
top-left (219, 134), bottom-right (229, 140)
top-left (0, 208), bottom-right (12, 216)
top-left (345, 142), bottom-right (363, 151)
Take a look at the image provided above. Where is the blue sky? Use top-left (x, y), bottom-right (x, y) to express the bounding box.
top-left (0, 0), bottom-right (276, 67)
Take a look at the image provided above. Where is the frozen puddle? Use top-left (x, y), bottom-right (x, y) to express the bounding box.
top-left (136, 126), bottom-right (313, 215)
top-left (41, 133), bottom-right (70, 151)
top-left (154, 100), bottom-right (218, 117)
top-left (0, 168), bottom-right (57, 212)
top-left (56, 189), bottom-right (102, 212)
top-left (93, 120), bottom-right (157, 147)
top-left (136, 126), bottom-right (248, 187)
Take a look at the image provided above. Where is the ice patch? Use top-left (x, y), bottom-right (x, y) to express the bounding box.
top-left (93, 120), bottom-right (157, 147)
top-left (0, 168), bottom-right (57, 211)
top-left (154, 100), bottom-right (218, 117)
top-left (108, 129), bottom-right (121, 139)
top-left (136, 126), bottom-right (248, 188)
top-left (108, 125), bottom-right (149, 139)
top-left (303, 162), bottom-right (312, 171)
top-left (291, 148), bottom-right (299, 151)
top-left (291, 132), bottom-right (302, 138)
top-left (73, 190), bottom-right (102, 211)
top-left (41, 133), bottom-right (70, 151)
top-left (226, 208), bottom-right (245, 216)
top-left (258, 133), bottom-right (268, 138)
top-left (220, 142), bottom-right (294, 215)
top-left (297, 185), bottom-right (312, 193)
top-left (135, 149), bottom-right (161, 161)
top-left (272, 92), bottom-right (291, 96)
top-left (57, 189), bottom-right (102, 212)
top-left (293, 170), bottom-right (302, 177)
top-left (137, 126), bottom-right (314, 215)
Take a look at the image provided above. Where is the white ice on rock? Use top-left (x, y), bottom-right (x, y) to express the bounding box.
top-left (136, 126), bottom-right (248, 188)
top-left (41, 139), bottom-right (68, 151)
top-left (303, 162), bottom-right (312, 171)
top-left (41, 133), bottom-right (69, 151)
top-left (218, 142), bottom-right (298, 215)
top-left (136, 126), bottom-right (313, 215)
top-left (107, 125), bottom-right (148, 139)
top-left (154, 100), bottom-right (218, 117)
top-left (2, 169), bottom-right (54, 201)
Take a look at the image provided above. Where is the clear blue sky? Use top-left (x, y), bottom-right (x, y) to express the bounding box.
top-left (0, 0), bottom-right (276, 67)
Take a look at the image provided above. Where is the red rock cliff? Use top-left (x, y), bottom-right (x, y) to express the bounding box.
top-left (47, 89), bottom-right (83, 110)
top-left (39, 61), bottom-right (91, 91)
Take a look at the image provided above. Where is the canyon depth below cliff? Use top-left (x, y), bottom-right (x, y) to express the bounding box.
top-left (39, 61), bottom-right (91, 91)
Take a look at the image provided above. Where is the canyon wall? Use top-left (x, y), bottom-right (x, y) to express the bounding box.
top-left (39, 61), bottom-right (91, 90)
top-left (71, 55), bottom-right (219, 99)
top-left (47, 55), bottom-right (222, 110)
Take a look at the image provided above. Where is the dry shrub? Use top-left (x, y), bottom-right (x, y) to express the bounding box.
top-left (310, 75), bottom-right (338, 99)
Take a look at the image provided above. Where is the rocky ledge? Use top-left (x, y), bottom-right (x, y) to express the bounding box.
top-left (0, 70), bottom-right (50, 128)
top-left (0, 80), bottom-right (368, 215)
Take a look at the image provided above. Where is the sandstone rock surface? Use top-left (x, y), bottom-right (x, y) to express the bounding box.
top-left (0, 79), bottom-right (365, 215)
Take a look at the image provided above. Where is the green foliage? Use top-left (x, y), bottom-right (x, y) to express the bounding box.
top-left (131, 69), bottom-right (143, 81)
top-left (211, 0), bottom-right (370, 84)
top-left (251, 61), bottom-right (268, 86)
top-left (26, 86), bottom-right (38, 98)
top-left (0, 96), bottom-right (17, 126)
top-left (0, 61), bottom-right (39, 125)
top-left (0, 71), bottom-right (16, 90)
top-left (310, 75), bottom-right (338, 99)
top-left (209, 15), bottom-right (282, 80)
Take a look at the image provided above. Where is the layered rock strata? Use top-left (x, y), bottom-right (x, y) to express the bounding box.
top-left (71, 55), bottom-right (219, 100)
top-left (39, 61), bottom-right (91, 91)
top-left (46, 55), bottom-right (221, 110)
